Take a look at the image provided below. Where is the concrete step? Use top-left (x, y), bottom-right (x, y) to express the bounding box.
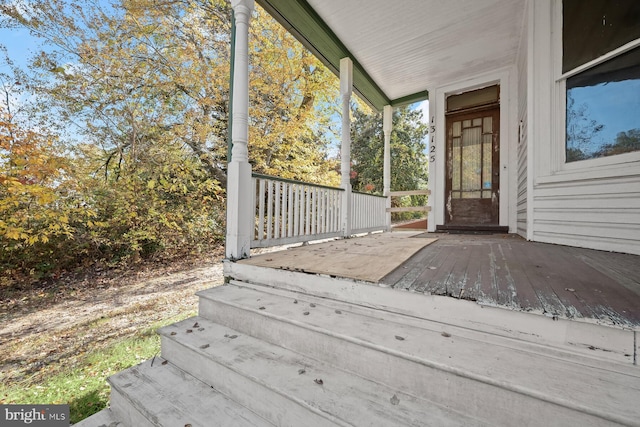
top-left (159, 316), bottom-right (484, 427)
top-left (197, 282), bottom-right (640, 427)
top-left (107, 357), bottom-right (273, 427)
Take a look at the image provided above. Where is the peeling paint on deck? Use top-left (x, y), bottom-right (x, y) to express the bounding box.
top-left (381, 234), bottom-right (640, 328)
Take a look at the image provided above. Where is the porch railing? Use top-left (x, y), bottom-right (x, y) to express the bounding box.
top-left (251, 174), bottom-right (391, 248)
top-left (351, 191), bottom-right (388, 233)
top-left (251, 174), bottom-right (344, 248)
top-left (387, 190), bottom-right (431, 214)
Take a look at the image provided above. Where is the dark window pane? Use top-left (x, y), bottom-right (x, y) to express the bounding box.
top-left (566, 46), bottom-right (640, 162)
top-left (563, 0), bottom-right (640, 73)
top-left (446, 85), bottom-right (499, 112)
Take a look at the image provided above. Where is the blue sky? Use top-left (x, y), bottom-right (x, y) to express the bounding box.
top-left (1, 26), bottom-right (38, 71)
top-left (0, 14), bottom-right (429, 108)
top-left (569, 79), bottom-right (640, 148)
top-left (1, 7), bottom-right (429, 144)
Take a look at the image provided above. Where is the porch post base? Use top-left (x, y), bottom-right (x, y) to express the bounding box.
top-left (226, 161), bottom-right (252, 260)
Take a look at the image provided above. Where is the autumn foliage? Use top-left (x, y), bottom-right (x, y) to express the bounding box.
top-left (0, 114), bottom-right (87, 280)
top-left (0, 0), bottom-right (341, 287)
top-left (0, 0), bottom-right (427, 288)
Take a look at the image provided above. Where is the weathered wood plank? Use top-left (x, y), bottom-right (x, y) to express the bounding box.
top-left (249, 232), bottom-right (640, 327)
top-left (443, 243), bottom-right (473, 300)
top-left (559, 247), bottom-right (640, 325)
top-left (516, 244), bottom-right (571, 318)
top-left (381, 238), bottom-right (440, 290)
top-left (401, 244), bottom-right (446, 294)
top-left (415, 245), bottom-right (460, 296)
top-left (492, 241), bottom-right (521, 310)
top-left (572, 248), bottom-right (640, 297)
top-left (540, 245), bottom-right (602, 320)
top-left (459, 243), bottom-right (488, 302)
top-left (499, 239), bottom-right (544, 313)
top-left (391, 234), bottom-right (640, 326)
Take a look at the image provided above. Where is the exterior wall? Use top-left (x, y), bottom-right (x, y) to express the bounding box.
top-left (430, 68), bottom-right (518, 232)
top-left (528, 0), bottom-right (640, 255)
top-left (516, 3), bottom-right (529, 238)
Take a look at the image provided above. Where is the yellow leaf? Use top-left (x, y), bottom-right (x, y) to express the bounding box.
top-left (5, 229), bottom-right (20, 240)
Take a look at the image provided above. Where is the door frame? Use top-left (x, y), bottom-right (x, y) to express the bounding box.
top-left (428, 69), bottom-right (517, 233)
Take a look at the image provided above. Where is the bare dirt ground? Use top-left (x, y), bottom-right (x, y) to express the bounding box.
top-left (0, 249), bottom-right (225, 386)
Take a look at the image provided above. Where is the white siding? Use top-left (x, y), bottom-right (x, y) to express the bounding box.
top-left (516, 7), bottom-right (528, 238)
top-left (532, 175), bottom-right (640, 255)
top-left (528, 0), bottom-right (640, 255)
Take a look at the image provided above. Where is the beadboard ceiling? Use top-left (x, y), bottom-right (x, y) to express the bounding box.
top-left (259, 0), bottom-right (526, 109)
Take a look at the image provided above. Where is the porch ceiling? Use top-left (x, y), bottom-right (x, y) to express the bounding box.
top-left (257, 0), bottom-right (526, 111)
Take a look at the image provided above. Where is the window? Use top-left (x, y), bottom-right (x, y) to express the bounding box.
top-left (563, 0), bottom-right (640, 162)
top-left (446, 85), bottom-right (499, 113)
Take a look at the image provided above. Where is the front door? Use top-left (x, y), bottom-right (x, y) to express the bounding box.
top-left (445, 107), bottom-right (500, 226)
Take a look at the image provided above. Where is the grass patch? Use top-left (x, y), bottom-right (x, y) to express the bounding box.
top-left (0, 310), bottom-right (196, 424)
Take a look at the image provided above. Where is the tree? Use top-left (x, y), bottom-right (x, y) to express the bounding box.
top-left (350, 104), bottom-right (429, 220)
top-left (1, 0), bottom-right (340, 185)
top-left (350, 104), bottom-right (428, 194)
top-left (0, 0), bottom-right (342, 280)
top-left (0, 112), bottom-right (72, 247)
top-left (248, 6), bottom-right (340, 185)
top-left (0, 73), bottom-right (98, 281)
top-left (594, 128), bottom-right (640, 158)
top-left (2, 0), bottom-right (234, 182)
top-left (565, 92), bottom-right (605, 161)
top-left (1, 0), bottom-right (233, 269)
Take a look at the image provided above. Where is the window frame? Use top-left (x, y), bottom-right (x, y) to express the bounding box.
top-left (553, 0), bottom-right (640, 174)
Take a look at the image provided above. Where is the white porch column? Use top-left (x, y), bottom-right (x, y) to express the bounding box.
top-left (226, 0), bottom-right (254, 260)
top-left (383, 105), bottom-right (393, 230)
top-left (340, 58), bottom-right (353, 237)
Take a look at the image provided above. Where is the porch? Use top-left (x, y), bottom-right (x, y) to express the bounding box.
top-left (238, 231), bottom-right (640, 326)
top-left (75, 0), bottom-right (640, 423)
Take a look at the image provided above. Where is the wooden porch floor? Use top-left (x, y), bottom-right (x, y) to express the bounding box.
top-left (381, 233), bottom-right (640, 327)
top-left (246, 232), bottom-right (640, 328)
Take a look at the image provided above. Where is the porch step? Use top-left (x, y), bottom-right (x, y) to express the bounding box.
top-left (224, 260), bottom-right (637, 364)
top-left (435, 224), bottom-right (509, 233)
top-left (197, 282), bottom-right (640, 427)
top-left (72, 407), bottom-right (122, 427)
top-left (106, 357), bottom-right (273, 427)
top-left (159, 316), bottom-right (483, 427)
